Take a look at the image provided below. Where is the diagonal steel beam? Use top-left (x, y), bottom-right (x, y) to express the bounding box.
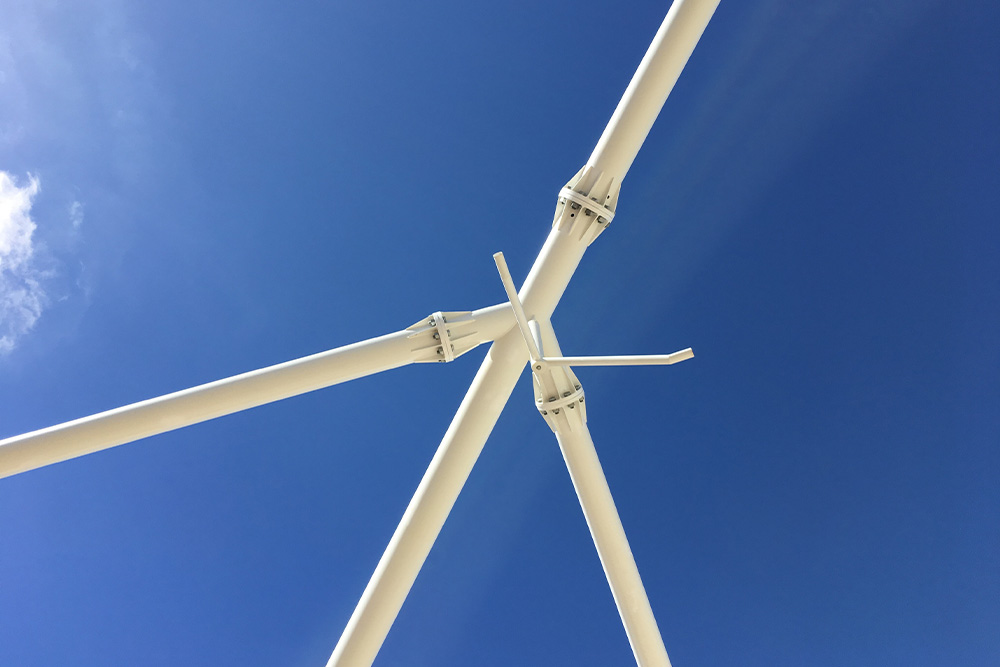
top-left (327, 2), bottom-right (721, 664)
top-left (0, 304), bottom-right (515, 479)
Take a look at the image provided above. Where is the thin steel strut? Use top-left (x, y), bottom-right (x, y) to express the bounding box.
top-left (494, 252), bottom-right (693, 372)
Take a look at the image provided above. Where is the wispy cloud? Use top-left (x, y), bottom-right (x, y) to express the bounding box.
top-left (0, 171), bottom-right (45, 353)
top-left (0, 2), bottom-right (165, 352)
top-left (69, 200), bottom-right (84, 229)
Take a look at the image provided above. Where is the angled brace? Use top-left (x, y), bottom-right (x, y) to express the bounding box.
top-left (492, 252), bottom-right (694, 374)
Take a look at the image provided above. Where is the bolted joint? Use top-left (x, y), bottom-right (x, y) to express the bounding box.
top-left (533, 364), bottom-right (587, 433)
top-left (407, 311), bottom-right (483, 363)
top-left (552, 165), bottom-right (620, 246)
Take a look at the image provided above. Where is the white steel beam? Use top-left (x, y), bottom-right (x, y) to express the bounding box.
top-left (326, 327), bottom-right (526, 667)
top-left (327, 210), bottom-right (600, 667)
top-left (493, 252), bottom-right (543, 361)
top-left (0, 0), bottom-right (720, 663)
top-left (0, 303), bottom-right (515, 479)
top-left (555, 422), bottom-right (672, 667)
top-left (545, 349), bottom-right (694, 366)
top-left (531, 320), bottom-right (670, 666)
top-left (588, 0), bottom-right (720, 184)
top-left (327, 0), bottom-right (721, 660)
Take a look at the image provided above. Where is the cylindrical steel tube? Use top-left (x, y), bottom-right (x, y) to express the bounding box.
top-left (327, 328), bottom-right (526, 667)
top-left (589, 0), bottom-right (721, 183)
top-left (0, 303), bottom-right (516, 479)
top-left (327, 2), bottom-right (721, 662)
top-left (556, 423), bottom-right (672, 667)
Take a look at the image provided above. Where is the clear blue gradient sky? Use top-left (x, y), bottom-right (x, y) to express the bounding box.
top-left (1, 1), bottom-right (997, 665)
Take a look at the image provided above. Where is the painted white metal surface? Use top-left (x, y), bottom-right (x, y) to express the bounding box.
top-left (0, 303), bottom-right (515, 479)
top-left (555, 421), bottom-right (672, 667)
top-left (326, 328), bottom-right (526, 667)
top-left (546, 350), bottom-right (694, 366)
top-left (328, 1), bottom-right (720, 664)
top-left (532, 316), bottom-right (671, 666)
top-left (0, 1), bottom-right (720, 664)
top-left (588, 0), bottom-right (721, 183)
top-left (493, 252), bottom-right (542, 361)
top-left (531, 320), bottom-right (671, 666)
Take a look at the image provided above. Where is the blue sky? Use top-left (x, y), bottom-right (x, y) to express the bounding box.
top-left (1, 0), bottom-right (997, 665)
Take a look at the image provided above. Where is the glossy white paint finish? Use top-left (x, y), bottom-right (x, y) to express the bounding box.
top-left (546, 349), bottom-right (694, 366)
top-left (328, 1), bottom-right (719, 664)
top-left (0, 303), bottom-right (515, 479)
top-left (327, 327), bottom-right (526, 667)
top-left (556, 422), bottom-right (672, 667)
top-left (0, 1), bottom-right (720, 664)
top-left (588, 0), bottom-right (721, 183)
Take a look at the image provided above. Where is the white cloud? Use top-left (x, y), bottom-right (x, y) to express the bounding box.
top-left (0, 171), bottom-right (46, 353)
top-left (69, 200), bottom-right (84, 229)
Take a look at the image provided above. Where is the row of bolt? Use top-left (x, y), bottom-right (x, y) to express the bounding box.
top-left (538, 385), bottom-right (583, 416)
top-left (560, 192), bottom-right (611, 226)
top-left (429, 317), bottom-right (455, 362)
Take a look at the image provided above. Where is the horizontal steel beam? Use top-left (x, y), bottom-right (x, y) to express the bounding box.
top-left (544, 349), bottom-right (694, 366)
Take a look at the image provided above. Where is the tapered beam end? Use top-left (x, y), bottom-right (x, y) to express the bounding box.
top-left (670, 347), bottom-right (694, 364)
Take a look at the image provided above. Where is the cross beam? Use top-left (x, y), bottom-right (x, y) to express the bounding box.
top-left (0, 1), bottom-right (721, 665)
top-left (327, 2), bottom-right (719, 665)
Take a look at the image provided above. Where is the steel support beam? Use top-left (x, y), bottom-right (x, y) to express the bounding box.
top-left (555, 422), bottom-right (672, 667)
top-left (327, 222), bottom-right (594, 667)
top-left (325, 1), bottom-right (720, 663)
top-left (326, 328), bottom-right (526, 667)
top-left (0, 304), bottom-right (514, 479)
top-left (588, 0), bottom-right (721, 184)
